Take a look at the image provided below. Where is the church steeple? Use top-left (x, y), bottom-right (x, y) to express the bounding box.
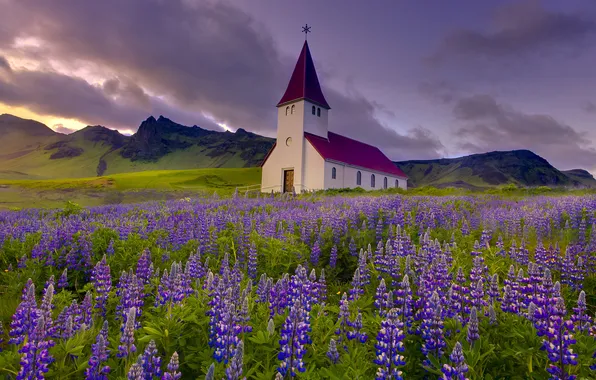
top-left (277, 40), bottom-right (330, 109)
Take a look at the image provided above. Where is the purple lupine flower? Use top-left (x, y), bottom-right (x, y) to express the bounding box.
top-left (85, 325), bottom-right (110, 380)
top-left (329, 245), bottom-right (338, 269)
top-left (487, 274), bottom-right (500, 305)
top-left (571, 291), bottom-right (591, 333)
top-left (374, 308), bottom-right (406, 380)
top-left (394, 275), bottom-right (413, 331)
top-left (106, 239), bottom-right (115, 256)
top-left (236, 296), bottom-right (252, 334)
top-left (163, 352), bottom-right (181, 380)
top-left (10, 281), bottom-right (38, 345)
top-left (327, 338), bottom-right (340, 364)
top-left (16, 314), bottom-right (54, 380)
top-left (206, 363), bottom-right (215, 380)
top-left (140, 340), bottom-right (162, 379)
top-left (58, 268), bottom-right (68, 289)
top-left (92, 256), bottom-right (112, 316)
top-left (118, 307), bottom-right (137, 358)
top-left (79, 291), bottom-right (93, 329)
top-left (335, 293), bottom-right (351, 350)
top-left (278, 298), bottom-right (311, 377)
top-left (375, 279), bottom-right (391, 317)
top-left (247, 243), bottom-right (257, 280)
top-left (419, 291), bottom-right (446, 363)
top-left (127, 357), bottom-right (145, 380)
top-left (136, 249), bottom-right (153, 284)
top-left (501, 285), bottom-right (519, 315)
top-left (347, 312), bottom-right (368, 343)
top-left (470, 279), bottom-right (486, 311)
top-left (310, 240), bottom-right (321, 267)
top-left (349, 238), bottom-right (357, 257)
top-left (39, 283), bottom-right (55, 339)
top-left (542, 298), bottom-right (577, 380)
top-left (256, 274), bottom-right (271, 304)
top-left (317, 270), bottom-right (327, 303)
top-left (214, 293), bottom-right (240, 364)
top-left (489, 304), bottom-right (497, 325)
top-left (349, 267), bottom-right (364, 301)
top-left (441, 341), bottom-right (469, 380)
top-left (225, 340), bottom-right (244, 380)
top-left (467, 307), bottom-right (480, 346)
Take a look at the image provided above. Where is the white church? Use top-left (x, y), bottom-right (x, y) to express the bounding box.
top-left (261, 40), bottom-right (408, 193)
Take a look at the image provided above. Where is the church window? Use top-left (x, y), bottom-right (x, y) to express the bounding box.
top-left (286, 106), bottom-right (289, 116)
top-left (356, 171), bottom-right (361, 185)
top-left (371, 174), bottom-right (375, 188)
top-left (332, 167), bottom-right (336, 179)
top-left (317, 107), bottom-right (321, 117)
top-left (312, 105), bottom-right (316, 115)
top-left (291, 105), bottom-right (295, 114)
top-left (384, 177), bottom-right (388, 189)
top-left (395, 179), bottom-right (399, 188)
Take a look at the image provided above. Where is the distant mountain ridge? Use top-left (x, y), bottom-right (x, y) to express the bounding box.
top-left (394, 150), bottom-right (596, 189)
top-left (0, 114), bottom-right (274, 179)
top-left (1, 113), bottom-right (594, 188)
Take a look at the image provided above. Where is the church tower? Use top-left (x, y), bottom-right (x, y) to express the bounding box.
top-left (275, 40), bottom-right (330, 142)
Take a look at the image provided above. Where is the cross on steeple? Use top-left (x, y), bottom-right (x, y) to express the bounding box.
top-left (302, 24), bottom-right (311, 40)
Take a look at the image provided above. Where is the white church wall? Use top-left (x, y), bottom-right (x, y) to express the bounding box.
top-left (324, 161), bottom-right (408, 190)
top-left (261, 102), bottom-right (310, 193)
top-left (302, 100), bottom-right (328, 138)
top-left (303, 139), bottom-right (325, 191)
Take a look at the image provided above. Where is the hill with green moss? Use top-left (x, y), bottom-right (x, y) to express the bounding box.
top-left (0, 114), bottom-right (274, 179)
top-left (394, 150), bottom-right (596, 189)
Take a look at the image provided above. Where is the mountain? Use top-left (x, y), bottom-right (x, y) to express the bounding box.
top-left (0, 114), bottom-right (274, 179)
top-left (562, 169), bottom-right (596, 187)
top-left (395, 150), bottom-right (595, 189)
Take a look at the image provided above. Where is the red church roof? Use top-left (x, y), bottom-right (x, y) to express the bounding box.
top-left (304, 132), bottom-right (408, 178)
top-left (277, 41), bottom-right (330, 109)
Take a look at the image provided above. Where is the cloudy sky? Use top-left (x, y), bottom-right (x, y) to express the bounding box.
top-left (1, 0), bottom-right (595, 172)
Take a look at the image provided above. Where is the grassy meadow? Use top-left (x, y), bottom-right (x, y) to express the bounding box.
top-left (0, 168), bottom-right (262, 209)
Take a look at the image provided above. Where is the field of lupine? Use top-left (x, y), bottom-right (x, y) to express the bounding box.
top-left (0, 194), bottom-right (595, 379)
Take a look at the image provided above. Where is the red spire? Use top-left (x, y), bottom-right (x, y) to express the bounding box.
top-left (277, 41), bottom-right (330, 109)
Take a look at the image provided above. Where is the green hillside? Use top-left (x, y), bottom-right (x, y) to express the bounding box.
top-left (0, 167), bottom-right (262, 209)
top-left (0, 114), bottom-right (274, 180)
top-left (395, 150), bottom-right (595, 189)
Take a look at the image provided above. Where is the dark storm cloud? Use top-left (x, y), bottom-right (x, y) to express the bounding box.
top-left (326, 90), bottom-right (444, 160)
top-left (0, 0), bottom-right (443, 159)
top-left (452, 94), bottom-right (596, 169)
top-left (429, 0), bottom-right (596, 63)
top-left (0, 65), bottom-right (221, 131)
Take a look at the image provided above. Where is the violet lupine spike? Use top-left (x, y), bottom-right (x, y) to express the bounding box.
top-left (141, 340), bottom-right (162, 379)
top-left (329, 245), bottom-right (338, 268)
top-left (419, 291), bottom-right (446, 363)
top-left (571, 291), bottom-right (591, 333)
top-left (225, 340), bottom-right (244, 380)
top-left (127, 356), bottom-right (145, 380)
top-left (277, 298), bottom-right (311, 378)
top-left (335, 293), bottom-right (351, 351)
top-left (467, 307), bottom-right (480, 346)
top-left (327, 338), bottom-right (340, 364)
top-left (163, 352), bottom-right (181, 380)
top-left (374, 308), bottom-right (406, 380)
top-left (39, 283), bottom-right (55, 339)
top-left (310, 240), bottom-right (321, 267)
top-left (542, 297), bottom-right (578, 380)
top-left (349, 267), bottom-right (364, 301)
top-left (58, 268), bottom-right (68, 289)
top-left (16, 314), bottom-right (55, 380)
top-left (136, 249), bottom-right (153, 284)
top-left (206, 363), bottom-right (215, 380)
top-left (117, 307), bottom-right (137, 358)
top-left (92, 255), bottom-right (112, 317)
top-left (85, 329), bottom-right (111, 380)
top-left (375, 279), bottom-right (391, 317)
top-left (347, 312), bottom-right (368, 343)
top-left (247, 242), bottom-right (257, 280)
top-left (10, 281), bottom-right (38, 345)
top-left (441, 341), bottom-right (469, 380)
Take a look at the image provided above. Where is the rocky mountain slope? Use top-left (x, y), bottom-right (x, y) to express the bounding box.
top-left (0, 114), bottom-right (274, 179)
top-left (394, 150), bottom-right (596, 189)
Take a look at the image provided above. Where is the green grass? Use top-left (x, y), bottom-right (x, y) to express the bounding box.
top-left (0, 167), bottom-right (261, 209)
